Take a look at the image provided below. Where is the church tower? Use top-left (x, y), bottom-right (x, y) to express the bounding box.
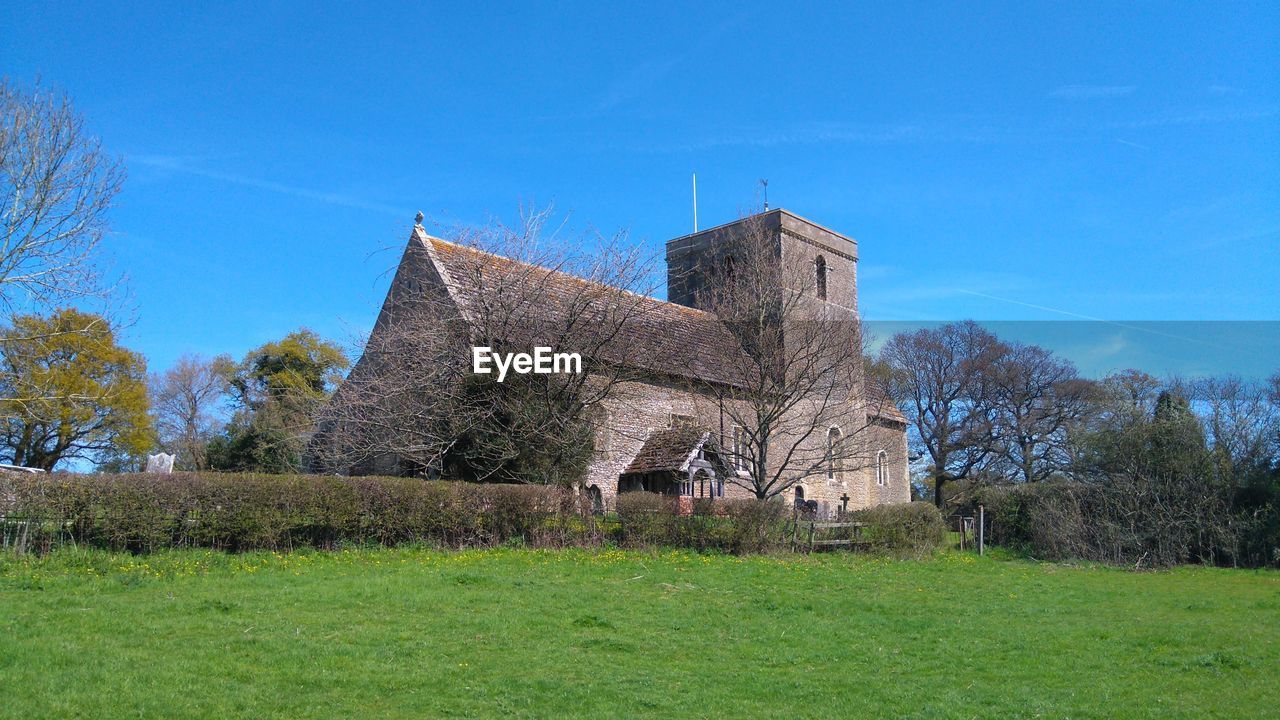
top-left (664, 208), bottom-right (859, 320)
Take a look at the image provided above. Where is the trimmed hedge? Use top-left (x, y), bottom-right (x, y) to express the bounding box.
top-left (1, 473), bottom-right (945, 557)
top-left (614, 492), bottom-right (790, 553)
top-left (0, 473), bottom-right (595, 553)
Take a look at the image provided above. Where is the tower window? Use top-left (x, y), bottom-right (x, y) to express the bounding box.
top-left (815, 256), bottom-right (828, 300)
top-left (876, 450), bottom-right (888, 486)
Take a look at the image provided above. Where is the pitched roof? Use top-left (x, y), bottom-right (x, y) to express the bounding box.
top-left (421, 232), bottom-right (750, 387)
top-left (414, 229), bottom-right (910, 425)
top-left (866, 390), bottom-right (907, 424)
top-left (621, 427), bottom-right (718, 475)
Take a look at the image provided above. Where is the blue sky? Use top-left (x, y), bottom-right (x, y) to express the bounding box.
top-left (3, 1), bottom-right (1277, 378)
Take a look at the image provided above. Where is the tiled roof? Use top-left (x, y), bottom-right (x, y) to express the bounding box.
top-left (866, 390), bottom-right (907, 424)
top-left (423, 234), bottom-right (750, 387)
top-left (621, 427), bottom-right (715, 475)
top-left (416, 231), bottom-right (911, 426)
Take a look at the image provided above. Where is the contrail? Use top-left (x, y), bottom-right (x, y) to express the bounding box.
top-left (955, 289), bottom-right (1208, 345)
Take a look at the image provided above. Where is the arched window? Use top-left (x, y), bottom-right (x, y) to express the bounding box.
top-left (731, 425), bottom-right (748, 472)
top-left (876, 450), bottom-right (888, 486)
top-left (722, 254), bottom-right (736, 281)
top-left (815, 255), bottom-right (828, 300)
top-left (826, 426), bottom-right (842, 481)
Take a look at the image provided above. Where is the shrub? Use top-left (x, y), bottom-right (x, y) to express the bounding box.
top-left (615, 492), bottom-right (680, 547)
top-left (851, 502), bottom-right (945, 556)
top-left (972, 475), bottom-right (1246, 567)
top-left (721, 499), bottom-right (788, 554)
top-left (0, 472), bottom-right (580, 553)
top-left (0, 472), bottom-right (936, 558)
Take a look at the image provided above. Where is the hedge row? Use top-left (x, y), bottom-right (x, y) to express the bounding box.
top-left (1, 473), bottom-right (945, 556)
top-left (614, 493), bottom-right (945, 556)
top-left (970, 480), bottom-right (1265, 567)
top-left (614, 492), bottom-right (790, 554)
top-left (0, 473), bottom-right (595, 553)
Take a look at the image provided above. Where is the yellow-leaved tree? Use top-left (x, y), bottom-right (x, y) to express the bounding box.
top-left (0, 308), bottom-right (153, 470)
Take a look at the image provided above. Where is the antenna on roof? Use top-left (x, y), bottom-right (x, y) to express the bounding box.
top-left (692, 173), bottom-right (698, 232)
top-left (760, 179), bottom-right (769, 211)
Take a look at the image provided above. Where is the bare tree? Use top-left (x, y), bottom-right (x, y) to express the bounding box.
top-left (1192, 375), bottom-right (1279, 478)
top-left (882, 321), bottom-right (1006, 507)
top-left (0, 79), bottom-right (123, 310)
top-left (988, 342), bottom-right (1096, 483)
top-left (313, 208), bottom-right (661, 484)
top-left (150, 353), bottom-right (233, 470)
top-left (686, 213), bottom-right (891, 500)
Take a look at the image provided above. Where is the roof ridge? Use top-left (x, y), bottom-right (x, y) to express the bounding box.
top-left (423, 234), bottom-right (721, 320)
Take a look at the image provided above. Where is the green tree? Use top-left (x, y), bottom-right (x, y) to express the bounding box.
top-left (1075, 382), bottom-right (1229, 564)
top-left (209, 329), bottom-right (349, 473)
top-left (439, 372), bottom-right (595, 485)
top-left (0, 309), bottom-right (152, 470)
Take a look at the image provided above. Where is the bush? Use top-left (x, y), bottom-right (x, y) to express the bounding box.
top-left (973, 476), bottom-right (1247, 567)
top-left (851, 502), bottom-right (945, 556)
top-left (0, 473), bottom-right (937, 558)
top-left (0, 472), bottom-right (591, 553)
top-left (614, 492), bottom-right (680, 547)
top-left (721, 499), bottom-right (788, 554)
top-left (614, 494), bottom-right (791, 553)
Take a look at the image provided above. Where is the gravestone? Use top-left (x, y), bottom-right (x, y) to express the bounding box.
top-left (145, 453), bottom-right (176, 474)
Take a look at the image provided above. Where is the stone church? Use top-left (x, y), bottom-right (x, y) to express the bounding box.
top-left (333, 208), bottom-right (909, 514)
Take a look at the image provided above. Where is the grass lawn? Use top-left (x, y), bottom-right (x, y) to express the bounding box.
top-left (1, 547), bottom-right (1277, 719)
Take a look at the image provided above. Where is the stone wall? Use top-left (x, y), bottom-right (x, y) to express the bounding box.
top-left (584, 372), bottom-right (909, 513)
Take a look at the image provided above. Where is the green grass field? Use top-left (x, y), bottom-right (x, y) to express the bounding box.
top-left (1, 547), bottom-right (1277, 719)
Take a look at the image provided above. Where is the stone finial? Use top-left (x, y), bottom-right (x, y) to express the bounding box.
top-left (414, 211), bottom-right (425, 226)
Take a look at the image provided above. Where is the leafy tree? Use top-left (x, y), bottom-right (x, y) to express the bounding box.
top-left (1072, 383), bottom-right (1229, 565)
top-left (209, 329), bottom-right (348, 473)
top-left (0, 308), bottom-right (152, 470)
top-left (440, 372), bottom-right (595, 485)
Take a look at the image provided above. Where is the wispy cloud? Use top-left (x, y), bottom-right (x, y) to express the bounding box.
top-left (595, 57), bottom-right (682, 113)
top-left (1114, 138), bottom-right (1150, 150)
top-left (631, 118), bottom-right (1014, 154)
top-left (1111, 107), bottom-right (1278, 129)
top-left (128, 154), bottom-right (409, 217)
top-left (588, 8), bottom-right (759, 115)
top-left (1049, 84), bottom-right (1137, 99)
top-left (1082, 333), bottom-right (1132, 360)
